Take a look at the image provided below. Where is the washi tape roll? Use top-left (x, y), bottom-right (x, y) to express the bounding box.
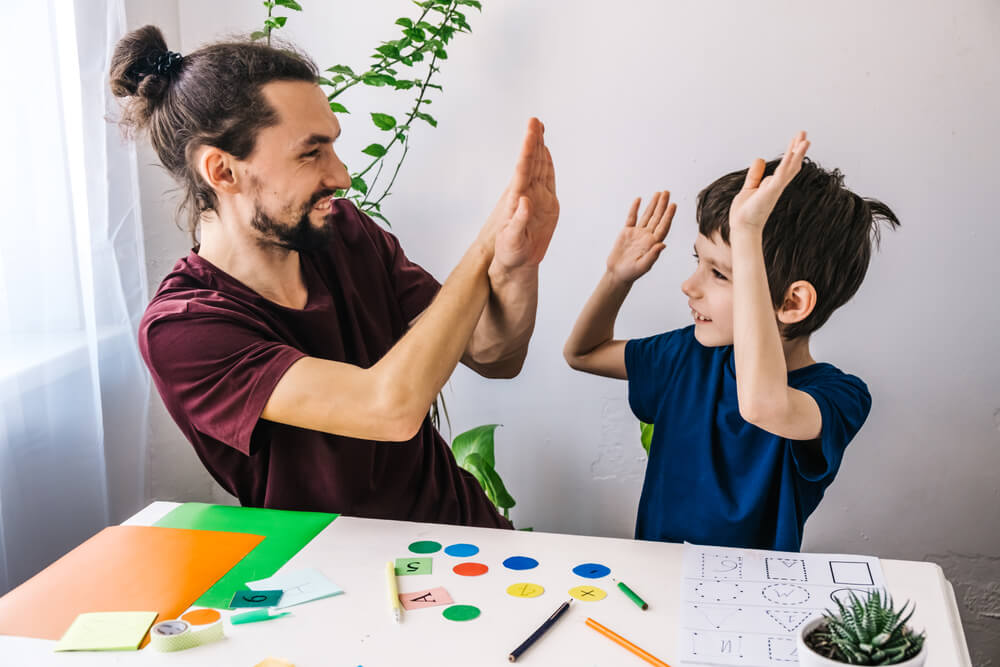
top-left (150, 609), bottom-right (224, 652)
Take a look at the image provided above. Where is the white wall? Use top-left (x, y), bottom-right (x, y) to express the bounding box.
top-left (126, 1), bottom-right (999, 660)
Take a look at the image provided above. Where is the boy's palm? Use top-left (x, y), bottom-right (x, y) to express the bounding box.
top-left (730, 131), bottom-right (810, 230)
top-left (607, 191), bottom-right (676, 284)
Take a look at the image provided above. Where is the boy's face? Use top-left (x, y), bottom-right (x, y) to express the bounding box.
top-left (682, 231), bottom-right (735, 347)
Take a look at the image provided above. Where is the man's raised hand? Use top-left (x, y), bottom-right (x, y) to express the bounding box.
top-left (489, 118), bottom-right (559, 274)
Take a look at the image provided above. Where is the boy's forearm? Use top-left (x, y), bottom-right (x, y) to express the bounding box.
top-left (564, 271), bottom-right (632, 360)
top-left (730, 227), bottom-right (791, 419)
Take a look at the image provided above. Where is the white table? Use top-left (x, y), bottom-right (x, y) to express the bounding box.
top-left (1, 502), bottom-right (972, 666)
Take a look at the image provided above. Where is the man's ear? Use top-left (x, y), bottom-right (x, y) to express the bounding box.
top-left (195, 146), bottom-right (239, 195)
top-left (777, 280), bottom-right (817, 325)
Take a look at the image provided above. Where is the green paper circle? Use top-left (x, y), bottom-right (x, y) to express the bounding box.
top-left (408, 540), bottom-right (442, 554)
top-left (442, 604), bottom-right (480, 622)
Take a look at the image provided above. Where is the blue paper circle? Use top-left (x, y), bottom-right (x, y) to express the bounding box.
top-left (444, 543), bottom-right (480, 557)
top-left (502, 556), bottom-right (539, 571)
top-left (572, 563), bottom-right (611, 579)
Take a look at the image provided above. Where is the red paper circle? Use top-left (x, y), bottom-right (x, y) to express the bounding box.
top-left (452, 562), bottom-right (489, 576)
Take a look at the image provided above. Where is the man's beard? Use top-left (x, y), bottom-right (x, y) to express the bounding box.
top-left (250, 190), bottom-right (337, 252)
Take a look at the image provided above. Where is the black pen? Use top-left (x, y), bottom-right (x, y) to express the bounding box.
top-left (508, 599), bottom-right (572, 662)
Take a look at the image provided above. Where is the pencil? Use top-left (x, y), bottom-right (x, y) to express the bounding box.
top-left (585, 617), bottom-right (670, 667)
top-left (615, 579), bottom-right (649, 610)
top-left (508, 599), bottom-right (572, 662)
top-left (385, 561), bottom-right (402, 623)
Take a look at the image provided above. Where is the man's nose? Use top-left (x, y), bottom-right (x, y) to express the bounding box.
top-left (324, 154), bottom-right (351, 190)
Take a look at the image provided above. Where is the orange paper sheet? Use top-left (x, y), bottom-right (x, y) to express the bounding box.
top-left (0, 525), bottom-right (263, 642)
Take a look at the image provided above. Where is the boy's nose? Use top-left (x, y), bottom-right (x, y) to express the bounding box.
top-left (681, 273), bottom-right (699, 298)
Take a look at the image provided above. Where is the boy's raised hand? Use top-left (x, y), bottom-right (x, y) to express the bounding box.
top-left (729, 131), bottom-right (810, 231)
top-left (606, 190), bottom-right (676, 284)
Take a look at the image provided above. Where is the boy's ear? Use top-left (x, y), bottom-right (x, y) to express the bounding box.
top-left (776, 280), bottom-right (817, 325)
top-left (195, 145), bottom-right (240, 196)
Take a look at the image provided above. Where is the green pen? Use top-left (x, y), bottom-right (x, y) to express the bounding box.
top-left (615, 579), bottom-right (649, 610)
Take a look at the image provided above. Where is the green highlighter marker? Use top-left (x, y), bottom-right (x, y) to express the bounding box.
top-left (615, 580), bottom-right (649, 610)
top-left (230, 608), bottom-right (291, 625)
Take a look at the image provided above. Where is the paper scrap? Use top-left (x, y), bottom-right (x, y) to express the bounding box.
top-left (395, 557), bottom-right (432, 576)
top-left (247, 569), bottom-right (342, 609)
top-left (399, 587), bottom-right (453, 610)
top-left (230, 589), bottom-right (283, 608)
top-left (54, 611), bottom-right (158, 652)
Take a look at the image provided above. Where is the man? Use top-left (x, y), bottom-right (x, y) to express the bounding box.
top-left (111, 26), bottom-right (558, 527)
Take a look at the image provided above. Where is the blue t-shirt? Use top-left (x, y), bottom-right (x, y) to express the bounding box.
top-left (624, 325), bottom-right (871, 551)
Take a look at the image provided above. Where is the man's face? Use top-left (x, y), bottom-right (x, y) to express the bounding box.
top-left (240, 80), bottom-right (351, 251)
top-left (682, 231), bottom-right (735, 347)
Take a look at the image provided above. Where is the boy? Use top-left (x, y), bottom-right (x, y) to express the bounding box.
top-left (563, 132), bottom-right (899, 550)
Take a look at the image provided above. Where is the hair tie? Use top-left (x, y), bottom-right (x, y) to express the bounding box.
top-left (135, 50), bottom-right (184, 80)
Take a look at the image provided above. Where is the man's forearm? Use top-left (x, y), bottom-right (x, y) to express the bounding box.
top-left (731, 227), bottom-right (790, 420)
top-left (463, 265), bottom-right (539, 376)
top-left (378, 241), bottom-right (494, 422)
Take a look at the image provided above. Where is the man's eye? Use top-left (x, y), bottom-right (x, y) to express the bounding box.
top-left (302, 149), bottom-right (320, 158)
top-left (712, 269), bottom-right (728, 281)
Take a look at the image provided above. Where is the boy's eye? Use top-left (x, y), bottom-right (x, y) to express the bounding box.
top-left (692, 253), bottom-right (699, 261)
top-left (712, 269), bottom-right (728, 281)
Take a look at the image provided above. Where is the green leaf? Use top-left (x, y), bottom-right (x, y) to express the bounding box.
top-left (482, 465), bottom-right (516, 509)
top-left (250, 30), bottom-right (268, 41)
top-left (325, 64), bottom-right (356, 76)
top-left (362, 143), bottom-right (387, 158)
top-left (434, 47), bottom-right (448, 59)
top-left (640, 422), bottom-right (654, 455)
top-left (415, 111), bottom-right (437, 127)
top-left (362, 73), bottom-right (397, 87)
top-left (329, 101), bottom-right (349, 114)
top-left (273, 16), bottom-right (287, 27)
top-left (452, 424), bottom-right (499, 469)
top-left (395, 17), bottom-right (413, 28)
top-left (393, 79), bottom-right (415, 90)
top-left (317, 76), bottom-right (336, 86)
top-left (274, 0), bottom-right (302, 10)
top-left (350, 175), bottom-right (368, 195)
top-left (404, 27), bottom-right (426, 42)
top-left (370, 112), bottom-right (397, 130)
top-left (458, 0), bottom-right (482, 8)
top-left (375, 44), bottom-right (400, 59)
top-left (365, 209), bottom-right (391, 226)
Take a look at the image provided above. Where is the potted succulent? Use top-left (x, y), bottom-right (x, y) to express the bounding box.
top-left (797, 589), bottom-right (926, 666)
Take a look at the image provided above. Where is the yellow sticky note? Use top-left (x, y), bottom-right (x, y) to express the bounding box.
top-left (54, 611), bottom-right (158, 652)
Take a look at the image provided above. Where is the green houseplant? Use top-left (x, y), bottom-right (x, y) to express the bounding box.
top-left (797, 589), bottom-right (926, 666)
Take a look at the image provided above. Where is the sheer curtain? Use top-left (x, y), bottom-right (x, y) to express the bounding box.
top-left (0, 0), bottom-right (149, 593)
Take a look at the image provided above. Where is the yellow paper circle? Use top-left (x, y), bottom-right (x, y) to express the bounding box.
top-left (568, 585), bottom-right (607, 602)
top-left (506, 582), bottom-right (544, 598)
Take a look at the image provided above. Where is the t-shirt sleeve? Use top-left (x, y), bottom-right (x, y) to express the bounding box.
top-left (792, 373), bottom-right (872, 481)
top-left (346, 201), bottom-right (441, 323)
top-left (624, 328), bottom-right (689, 424)
top-left (140, 308), bottom-right (305, 456)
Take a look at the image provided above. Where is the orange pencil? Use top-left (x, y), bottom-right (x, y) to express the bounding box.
top-left (585, 617), bottom-right (671, 667)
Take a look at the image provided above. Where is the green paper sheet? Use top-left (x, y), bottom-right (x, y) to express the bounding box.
top-left (154, 503), bottom-right (336, 608)
top-left (54, 611), bottom-right (158, 652)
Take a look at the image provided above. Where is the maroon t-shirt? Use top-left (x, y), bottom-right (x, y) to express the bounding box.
top-left (139, 199), bottom-right (511, 528)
